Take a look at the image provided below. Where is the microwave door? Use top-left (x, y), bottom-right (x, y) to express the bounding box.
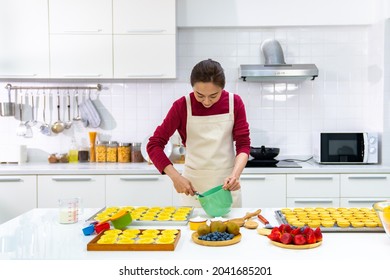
top-left (321, 133), bottom-right (364, 163)
top-left (363, 133), bottom-right (368, 163)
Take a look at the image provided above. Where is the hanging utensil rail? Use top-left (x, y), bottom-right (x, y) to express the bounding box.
top-left (4, 83), bottom-right (102, 92)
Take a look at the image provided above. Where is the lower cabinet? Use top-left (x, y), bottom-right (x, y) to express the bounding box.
top-left (37, 175), bottom-right (105, 208)
top-left (240, 174), bottom-right (286, 207)
top-left (286, 174), bottom-right (340, 208)
top-left (106, 175), bottom-right (173, 206)
top-left (340, 174), bottom-right (390, 207)
top-left (0, 175), bottom-right (37, 224)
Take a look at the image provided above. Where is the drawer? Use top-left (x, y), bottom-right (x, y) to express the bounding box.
top-left (287, 174), bottom-right (340, 197)
top-left (287, 197), bottom-right (339, 208)
top-left (340, 198), bottom-right (388, 208)
top-left (341, 174), bottom-right (390, 197)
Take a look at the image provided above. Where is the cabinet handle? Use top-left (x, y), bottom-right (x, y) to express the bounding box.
top-left (119, 176), bottom-right (159, 181)
top-left (241, 175), bottom-right (266, 180)
top-left (126, 74), bottom-right (164, 78)
top-left (0, 74), bottom-right (37, 77)
top-left (126, 29), bottom-right (166, 33)
top-left (51, 176), bottom-right (93, 182)
top-left (63, 74), bottom-right (102, 78)
top-left (64, 29), bottom-right (103, 33)
top-left (0, 177), bottom-right (22, 182)
top-left (294, 176), bottom-right (333, 180)
top-left (347, 199), bottom-right (385, 203)
top-left (347, 175), bottom-right (388, 180)
top-left (293, 199), bottom-right (334, 203)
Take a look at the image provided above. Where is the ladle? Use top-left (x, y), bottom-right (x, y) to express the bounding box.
top-left (39, 91), bottom-right (51, 136)
top-left (73, 90), bottom-right (82, 122)
top-left (64, 91), bottom-right (72, 129)
top-left (23, 92), bottom-right (33, 138)
top-left (51, 91), bottom-right (65, 134)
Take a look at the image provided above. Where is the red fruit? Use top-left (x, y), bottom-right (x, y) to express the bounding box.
top-left (278, 224), bottom-right (292, 233)
top-left (267, 231), bottom-right (282, 242)
top-left (291, 228), bottom-right (301, 236)
top-left (271, 227), bottom-right (280, 234)
top-left (280, 232), bottom-right (293, 244)
top-left (306, 231), bottom-right (316, 244)
top-left (284, 224), bottom-right (292, 233)
top-left (293, 234), bottom-right (307, 245)
top-left (314, 227), bottom-right (323, 242)
top-left (302, 227), bottom-right (313, 235)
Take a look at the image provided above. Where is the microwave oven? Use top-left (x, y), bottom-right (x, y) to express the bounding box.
top-left (313, 132), bottom-right (379, 164)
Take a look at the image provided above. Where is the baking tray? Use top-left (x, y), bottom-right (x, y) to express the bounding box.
top-left (87, 229), bottom-right (181, 251)
top-left (275, 210), bottom-right (384, 232)
top-left (85, 206), bottom-right (194, 226)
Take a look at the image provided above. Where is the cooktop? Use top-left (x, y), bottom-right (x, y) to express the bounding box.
top-left (245, 159), bottom-right (302, 168)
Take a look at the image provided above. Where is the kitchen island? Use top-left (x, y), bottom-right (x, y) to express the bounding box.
top-left (1, 207), bottom-right (389, 261)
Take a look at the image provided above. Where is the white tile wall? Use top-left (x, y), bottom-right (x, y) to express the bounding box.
top-left (0, 26), bottom-right (384, 162)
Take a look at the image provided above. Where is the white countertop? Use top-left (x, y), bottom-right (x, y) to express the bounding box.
top-left (1, 208), bottom-right (389, 260)
top-left (1, 161), bottom-right (390, 175)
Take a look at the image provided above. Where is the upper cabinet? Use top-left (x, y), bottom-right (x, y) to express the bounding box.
top-left (0, 0), bottom-right (50, 78)
top-left (49, 0), bottom-right (112, 34)
top-left (113, 0), bottom-right (176, 34)
top-left (113, 0), bottom-right (176, 79)
top-left (49, 0), bottom-right (113, 78)
top-left (177, 0), bottom-right (374, 27)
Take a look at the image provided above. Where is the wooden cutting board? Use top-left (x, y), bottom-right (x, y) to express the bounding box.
top-left (192, 232), bottom-right (241, 247)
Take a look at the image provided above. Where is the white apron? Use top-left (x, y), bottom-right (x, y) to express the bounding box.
top-left (180, 92), bottom-right (242, 207)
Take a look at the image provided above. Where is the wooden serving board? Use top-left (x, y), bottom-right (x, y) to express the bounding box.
top-left (87, 229), bottom-right (181, 251)
top-left (270, 240), bottom-right (322, 250)
top-left (191, 232), bottom-right (241, 247)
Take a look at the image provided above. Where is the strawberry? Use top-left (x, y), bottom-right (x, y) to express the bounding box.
top-left (293, 234), bottom-right (307, 245)
top-left (314, 227), bottom-right (323, 242)
top-left (278, 224), bottom-right (292, 233)
top-left (280, 232), bottom-right (293, 244)
top-left (306, 231), bottom-right (316, 244)
top-left (291, 228), bottom-right (301, 236)
top-left (267, 231), bottom-right (282, 242)
top-left (303, 227), bottom-right (314, 236)
top-left (271, 227), bottom-right (280, 234)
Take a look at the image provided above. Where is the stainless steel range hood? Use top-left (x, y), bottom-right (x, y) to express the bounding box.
top-left (240, 39), bottom-right (319, 82)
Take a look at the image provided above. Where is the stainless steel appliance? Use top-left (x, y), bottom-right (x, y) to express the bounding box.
top-left (313, 132), bottom-right (379, 164)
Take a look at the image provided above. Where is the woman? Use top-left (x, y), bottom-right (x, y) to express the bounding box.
top-left (147, 59), bottom-right (250, 207)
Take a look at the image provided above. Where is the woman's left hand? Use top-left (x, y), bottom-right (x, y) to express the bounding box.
top-left (223, 176), bottom-right (241, 191)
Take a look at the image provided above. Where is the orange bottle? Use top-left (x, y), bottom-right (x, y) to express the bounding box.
top-left (89, 131), bottom-right (97, 162)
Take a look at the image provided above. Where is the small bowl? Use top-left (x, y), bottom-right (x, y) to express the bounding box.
top-left (188, 216), bottom-right (207, 231)
top-left (82, 224), bottom-right (95, 236)
top-left (111, 210), bottom-right (132, 229)
top-left (95, 222), bottom-right (110, 234)
top-left (373, 201), bottom-right (390, 238)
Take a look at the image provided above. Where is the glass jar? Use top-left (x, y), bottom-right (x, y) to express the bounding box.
top-left (106, 141), bottom-right (118, 163)
top-left (78, 148), bottom-right (89, 163)
top-left (131, 142), bottom-right (144, 163)
top-left (96, 141), bottom-right (107, 163)
top-left (118, 142), bottom-right (131, 163)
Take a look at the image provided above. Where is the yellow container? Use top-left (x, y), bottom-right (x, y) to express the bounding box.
top-left (188, 216), bottom-right (207, 231)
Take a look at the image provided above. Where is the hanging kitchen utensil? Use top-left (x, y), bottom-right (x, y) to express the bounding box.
top-left (0, 86), bottom-right (15, 117)
top-left (73, 90), bottom-right (82, 122)
top-left (64, 90), bottom-right (72, 129)
top-left (79, 89), bottom-right (101, 128)
top-left (16, 92), bottom-right (27, 137)
top-left (39, 90), bottom-right (51, 136)
top-left (51, 90), bottom-right (65, 134)
top-left (23, 91), bottom-right (33, 138)
top-left (257, 214), bottom-right (274, 229)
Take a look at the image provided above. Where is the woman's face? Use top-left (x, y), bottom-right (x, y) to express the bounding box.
top-left (193, 82), bottom-right (223, 108)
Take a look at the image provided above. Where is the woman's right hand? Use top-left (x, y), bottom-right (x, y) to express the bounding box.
top-left (172, 175), bottom-right (196, 196)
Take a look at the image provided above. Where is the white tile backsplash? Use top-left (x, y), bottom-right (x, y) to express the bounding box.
top-left (0, 25), bottom-right (385, 162)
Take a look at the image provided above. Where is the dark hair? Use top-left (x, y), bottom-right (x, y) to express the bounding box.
top-left (190, 59), bottom-right (225, 88)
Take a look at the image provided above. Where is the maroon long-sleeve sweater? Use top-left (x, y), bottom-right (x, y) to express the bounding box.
top-left (147, 90), bottom-right (250, 174)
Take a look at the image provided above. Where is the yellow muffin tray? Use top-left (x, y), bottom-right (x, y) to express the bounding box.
top-left (86, 206), bottom-right (194, 226)
top-left (87, 229), bottom-right (181, 251)
top-left (275, 208), bottom-right (384, 232)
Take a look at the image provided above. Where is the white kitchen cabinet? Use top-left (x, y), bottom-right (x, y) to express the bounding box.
top-left (112, 0), bottom-right (176, 79)
top-left (37, 175), bottom-right (105, 208)
top-left (49, 0), bottom-right (112, 34)
top-left (0, 175), bottom-right (36, 224)
top-left (240, 174), bottom-right (286, 208)
top-left (340, 174), bottom-right (390, 207)
top-left (113, 0), bottom-right (176, 34)
top-left (286, 174), bottom-right (340, 207)
top-left (106, 175), bottom-right (173, 206)
top-left (0, 0), bottom-right (49, 78)
top-left (48, 0), bottom-right (113, 78)
top-left (113, 35), bottom-right (176, 79)
top-left (50, 35), bottom-right (113, 79)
